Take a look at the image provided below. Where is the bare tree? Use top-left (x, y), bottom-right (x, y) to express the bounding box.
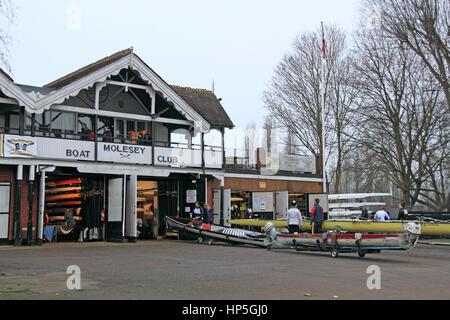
top-left (327, 52), bottom-right (361, 193)
top-left (352, 23), bottom-right (448, 208)
top-left (0, 0), bottom-right (15, 74)
top-left (366, 0), bottom-right (450, 108)
top-left (263, 25), bottom-right (356, 193)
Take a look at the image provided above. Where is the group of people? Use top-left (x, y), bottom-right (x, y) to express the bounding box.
top-left (287, 198), bottom-right (324, 234)
top-left (79, 123), bottom-right (151, 145)
top-left (191, 201), bottom-right (214, 225)
top-left (286, 199), bottom-right (409, 234)
top-left (360, 202), bottom-right (408, 221)
top-left (231, 205), bottom-right (254, 220)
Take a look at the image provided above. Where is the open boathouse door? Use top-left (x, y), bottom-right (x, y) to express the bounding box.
top-left (0, 182), bottom-right (11, 243)
top-left (213, 189), bottom-right (231, 227)
top-left (106, 176), bottom-right (125, 242)
top-left (106, 175), bottom-right (138, 242)
top-left (275, 191), bottom-right (288, 219)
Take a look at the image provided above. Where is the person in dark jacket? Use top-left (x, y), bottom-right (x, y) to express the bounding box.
top-left (80, 123), bottom-right (93, 141)
top-left (102, 125), bottom-right (113, 142)
top-left (203, 203), bottom-right (213, 224)
top-left (359, 205), bottom-right (369, 219)
top-left (310, 198), bottom-right (324, 234)
top-left (398, 202), bottom-right (408, 220)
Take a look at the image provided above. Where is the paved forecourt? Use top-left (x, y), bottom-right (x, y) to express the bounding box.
top-left (0, 239), bottom-right (449, 300)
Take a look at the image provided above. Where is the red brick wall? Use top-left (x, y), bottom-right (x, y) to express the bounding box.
top-left (222, 177), bottom-right (323, 193)
top-left (18, 170), bottom-right (39, 241)
top-left (208, 176), bottom-right (323, 199)
top-left (206, 178), bottom-right (214, 208)
top-left (206, 176), bottom-right (323, 221)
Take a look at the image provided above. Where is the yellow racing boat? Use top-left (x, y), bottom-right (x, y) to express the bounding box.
top-left (228, 219), bottom-right (450, 236)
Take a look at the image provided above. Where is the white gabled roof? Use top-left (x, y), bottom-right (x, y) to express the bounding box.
top-left (0, 49), bottom-right (212, 134)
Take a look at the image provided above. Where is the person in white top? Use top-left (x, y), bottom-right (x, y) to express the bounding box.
top-left (287, 201), bottom-right (303, 234)
top-left (374, 206), bottom-right (391, 221)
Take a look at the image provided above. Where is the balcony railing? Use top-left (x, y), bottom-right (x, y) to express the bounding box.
top-left (0, 132), bottom-right (224, 169)
top-left (0, 129), bottom-right (318, 176)
top-left (225, 147), bottom-right (318, 176)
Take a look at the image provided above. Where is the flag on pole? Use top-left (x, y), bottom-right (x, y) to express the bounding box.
top-left (321, 22), bottom-right (326, 58)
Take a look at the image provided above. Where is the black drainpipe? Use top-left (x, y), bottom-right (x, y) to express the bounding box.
top-left (26, 166), bottom-right (35, 245)
top-left (13, 165), bottom-right (23, 246)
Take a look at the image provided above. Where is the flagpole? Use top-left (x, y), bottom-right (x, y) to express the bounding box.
top-left (321, 22), bottom-right (327, 194)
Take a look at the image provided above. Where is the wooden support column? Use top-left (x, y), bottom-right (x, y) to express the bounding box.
top-left (201, 132), bottom-right (206, 203)
top-left (221, 128), bottom-right (225, 169)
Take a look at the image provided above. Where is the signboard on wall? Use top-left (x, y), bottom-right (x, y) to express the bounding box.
top-left (279, 154), bottom-right (316, 173)
top-left (264, 152), bottom-right (316, 173)
top-left (186, 189), bottom-right (197, 203)
top-left (98, 142), bottom-right (152, 164)
top-left (37, 137), bottom-right (95, 161)
top-left (252, 192), bottom-right (274, 213)
top-left (3, 135), bottom-right (37, 158)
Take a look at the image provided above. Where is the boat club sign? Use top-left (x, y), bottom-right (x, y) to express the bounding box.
top-left (0, 135), bottom-right (94, 161)
top-left (97, 142), bottom-right (152, 164)
top-left (2, 134), bottom-right (37, 158)
top-left (154, 147), bottom-right (202, 167)
top-left (37, 137), bottom-right (95, 161)
top-left (1, 135), bottom-right (221, 168)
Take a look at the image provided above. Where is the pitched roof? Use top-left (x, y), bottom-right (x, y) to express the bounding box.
top-left (17, 84), bottom-right (56, 96)
top-left (41, 48), bottom-right (234, 129)
top-left (171, 86), bottom-right (234, 129)
top-left (44, 48), bottom-right (133, 89)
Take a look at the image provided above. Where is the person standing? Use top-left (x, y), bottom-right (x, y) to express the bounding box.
top-left (287, 201), bottom-right (303, 234)
top-left (310, 198), bottom-right (324, 234)
top-left (397, 202), bottom-right (408, 220)
top-left (374, 206), bottom-right (391, 221)
top-left (80, 123), bottom-right (90, 140)
top-left (359, 205), bottom-right (369, 219)
top-left (203, 203), bottom-right (213, 224)
top-left (192, 201), bottom-right (204, 225)
top-left (244, 206), bottom-right (253, 219)
top-left (102, 125), bottom-right (113, 142)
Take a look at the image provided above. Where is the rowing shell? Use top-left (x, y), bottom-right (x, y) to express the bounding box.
top-left (46, 193), bottom-right (81, 202)
top-left (165, 217), bottom-right (267, 247)
top-left (228, 219), bottom-right (450, 236)
top-left (46, 201), bottom-right (82, 207)
top-left (46, 179), bottom-right (81, 187)
top-left (262, 221), bottom-right (420, 258)
top-left (46, 186), bottom-right (82, 194)
top-left (266, 231), bottom-right (417, 250)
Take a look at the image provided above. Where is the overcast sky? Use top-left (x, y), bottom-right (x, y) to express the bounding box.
top-left (7, 0), bottom-right (362, 148)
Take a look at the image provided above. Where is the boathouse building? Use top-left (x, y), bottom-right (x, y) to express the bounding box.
top-left (0, 48), bottom-right (325, 245)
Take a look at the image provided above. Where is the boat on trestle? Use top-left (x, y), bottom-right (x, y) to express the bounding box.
top-left (263, 221), bottom-right (421, 258)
